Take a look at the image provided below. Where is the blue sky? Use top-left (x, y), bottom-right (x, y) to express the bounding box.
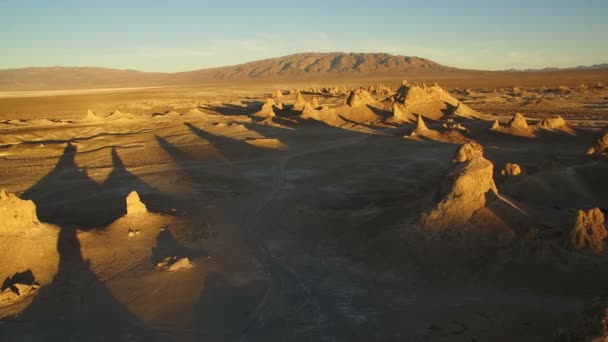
top-left (1, 0), bottom-right (607, 71)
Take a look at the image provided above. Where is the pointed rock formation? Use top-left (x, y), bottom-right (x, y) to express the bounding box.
top-left (508, 113), bottom-right (529, 130)
top-left (415, 115), bottom-right (429, 132)
top-left (492, 113), bottom-right (535, 137)
top-left (311, 97), bottom-right (320, 109)
top-left (0, 189), bottom-right (40, 234)
top-left (586, 131), bottom-right (608, 157)
top-left (568, 208), bottom-right (607, 254)
top-left (420, 143), bottom-right (498, 229)
top-left (293, 91), bottom-right (306, 110)
top-left (501, 163), bottom-right (523, 176)
top-left (82, 109), bottom-right (102, 122)
top-left (253, 98), bottom-right (277, 118)
top-left (125, 191), bottom-right (147, 216)
top-left (273, 90), bottom-right (283, 99)
top-left (391, 103), bottom-right (415, 123)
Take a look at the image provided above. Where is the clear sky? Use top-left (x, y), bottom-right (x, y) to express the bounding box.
top-left (1, 0), bottom-right (607, 72)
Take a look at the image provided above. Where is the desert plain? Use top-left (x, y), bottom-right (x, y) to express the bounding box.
top-left (1, 66), bottom-right (608, 342)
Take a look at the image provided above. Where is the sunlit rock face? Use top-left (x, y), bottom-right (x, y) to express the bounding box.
top-left (0, 189), bottom-right (40, 234)
top-left (420, 143), bottom-right (497, 229)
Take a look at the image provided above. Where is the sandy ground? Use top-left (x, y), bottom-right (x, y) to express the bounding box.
top-left (0, 79), bottom-right (608, 341)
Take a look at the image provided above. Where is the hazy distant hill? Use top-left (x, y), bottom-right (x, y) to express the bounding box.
top-left (511, 63), bottom-right (608, 72)
top-left (0, 52), bottom-right (454, 91)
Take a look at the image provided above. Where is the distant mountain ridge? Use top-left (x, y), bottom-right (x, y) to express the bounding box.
top-left (1, 52), bottom-right (606, 91)
top-left (0, 52), bottom-right (453, 91)
top-left (508, 63), bottom-right (608, 72)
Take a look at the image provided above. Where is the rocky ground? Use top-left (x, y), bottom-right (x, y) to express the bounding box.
top-left (0, 80), bottom-right (607, 341)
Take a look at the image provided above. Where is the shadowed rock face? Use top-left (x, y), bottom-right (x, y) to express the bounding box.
top-left (0, 189), bottom-right (39, 234)
top-left (420, 143), bottom-right (497, 229)
top-left (568, 208), bottom-right (607, 254)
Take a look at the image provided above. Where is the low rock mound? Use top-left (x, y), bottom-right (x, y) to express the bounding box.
top-left (442, 119), bottom-right (467, 132)
top-left (501, 163), bottom-right (523, 176)
top-left (0, 189), bottom-right (40, 234)
top-left (537, 115), bottom-right (575, 134)
top-left (126, 191), bottom-right (147, 216)
top-left (420, 143), bottom-right (497, 229)
top-left (245, 138), bottom-right (287, 150)
top-left (567, 208), bottom-right (607, 254)
top-left (586, 131), bottom-right (608, 157)
top-left (105, 110), bottom-right (138, 121)
top-left (156, 256), bottom-right (193, 272)
top-left (186, 108), bottom-right (205, 116)
top-left (407, 115), bottom-right (475, 145)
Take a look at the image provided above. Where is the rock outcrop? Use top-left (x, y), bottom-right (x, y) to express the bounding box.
top-left (586, 131), bottom-right (608, 157)
top-left (0, 270), bottom-right (40, 305)
top-left (293, 91), bottom-right (306, 110)
top-left (537, 116), bottom-right (575, 134)
top-left (568, 208), bottom-right (607, 255)
top-left (0, 189), bottom-right (40, 234)
top-left (420, 143), bottom-right (497, 229)
top-left (391, 103), bottom-right (415, 123)
top-left (346, 89), bottom-right (374, 108)
top-left (393, 83), bottom-right (480, 120)
top-left (156, 256), bottom-right (193, 271)
top-left (415, 115), bottom-right (429, 132)
top-left (501, 163), bottom-right (523, 176)
top-left (81, 109), bottom-right (103, 122)
top-left (491, 113), bottom-right (535, 137)
top-left (125, 191), bottom-right (147, 216)
top-left (508, 113), bottom-right (529, 130)
top-left (253, 98), bottom-right (278, 118)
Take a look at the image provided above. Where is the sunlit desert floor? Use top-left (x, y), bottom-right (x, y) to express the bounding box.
top-left (1, 79), bottom-right (608, 341)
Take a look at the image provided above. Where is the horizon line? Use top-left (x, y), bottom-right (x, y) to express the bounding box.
top-left (1, 51), bottom-right (607, 74)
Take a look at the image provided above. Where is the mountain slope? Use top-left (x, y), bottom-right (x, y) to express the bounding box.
top-left (179, 52), bottom-right (452, 80)
top-left (0, 52), bottom-right (453, 91)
